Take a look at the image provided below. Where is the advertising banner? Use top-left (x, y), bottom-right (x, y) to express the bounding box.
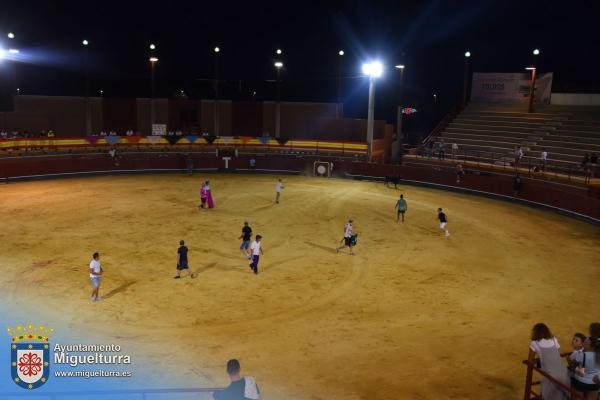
top-left (471, 72), bottom-right (553, 104)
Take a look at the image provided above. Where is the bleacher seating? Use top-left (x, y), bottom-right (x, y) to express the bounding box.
top-left (437, 103), bottom-right (600, 173)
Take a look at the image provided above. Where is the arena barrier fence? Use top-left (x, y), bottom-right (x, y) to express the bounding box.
top-left (523, 352), bottom-right (587, 400)
top-left (0, 136), bottom-right (368, 158)
top-left (0, 387), bottom-right (222, 399)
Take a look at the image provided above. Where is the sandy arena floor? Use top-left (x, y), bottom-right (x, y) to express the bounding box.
top-left (0, 174), bottom-right (599, 399)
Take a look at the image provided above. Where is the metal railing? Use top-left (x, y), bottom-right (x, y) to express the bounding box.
top-left (522, 352), bottom-right (589, 400)
top-left (413, 145), bottom-right (598, 183)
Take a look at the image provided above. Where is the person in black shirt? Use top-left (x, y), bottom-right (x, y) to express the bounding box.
top-left (513, 174), bottom-right (522, 197)
top-left (239, 222), bottom-right (253, 259)
top-left (438, 208), bottom-right (449, 237)
top-left (174, 240), bottom-right (195, 279)
top-left (213, 359), bottom-right (260, 400)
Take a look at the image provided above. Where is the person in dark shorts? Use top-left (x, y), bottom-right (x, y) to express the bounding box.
top-left (395, 194), bottom-right (407, 223)
top-left (239, 222), bottom-right (253, 259)
top-left (174, 240), bottom-right (195, 279)
top-left (336, 219), bottom-right (356, 255)
top-left (213, 359), bottom-right (260, 400)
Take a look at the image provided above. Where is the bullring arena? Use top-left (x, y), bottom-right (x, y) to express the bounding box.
top-left (1, 159), bottom-right (598, 398)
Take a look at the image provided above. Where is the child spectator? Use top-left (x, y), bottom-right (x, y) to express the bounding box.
top-left (570, 335), bottom-right (599, 398)
top-left (528, 323), bottom-right (570, 400)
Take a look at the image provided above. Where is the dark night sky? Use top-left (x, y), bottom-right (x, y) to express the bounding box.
top-left (1, 0), bottom-right (599, 136)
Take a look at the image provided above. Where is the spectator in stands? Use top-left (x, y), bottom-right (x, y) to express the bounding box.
top-left (427, 141), bottom-right (434, 158)
top-left (515, 146), bottom-right (524, 168)
top-left (437, 139), bottom-right (445, 160)
top-left (568, 333), bottom-right (587, 375)
top-left (528, 323), bottom-right (570, 400)
top-left (540, 148), bottom-right (548, 172)
top-left (590, 153), bottom-right (598, 178)
top-left (213, 359), bottom-right (260, 400)
top-left (47, 130), bottom-right (55, 137)
top-left (570, 335), bottom-right (599, 398)
top-left (456, 164), bottom-right (465, 183)
top-left (100, 131), bottom-right (107, 136)
top-left (451, 142), bottom-right (458, 159)
top-left (513, 175), bottom-right (522, 197)
top-left (0, 131), bottom-right (6, 139)
top-left (249, 158), bottom-right (256, 169)
top-left (580, 154), bottom-right (590, 170)
top-left (126, 130), bottom-right (134, 136)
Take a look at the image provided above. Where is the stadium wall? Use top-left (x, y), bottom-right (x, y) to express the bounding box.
top-left (0, 96), bottom-right (388, 140)
top-left (1, 153), bottom-right (598, 222)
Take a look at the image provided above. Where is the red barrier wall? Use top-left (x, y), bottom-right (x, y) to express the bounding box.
top-left (0, 154), bottom-right (598, 222)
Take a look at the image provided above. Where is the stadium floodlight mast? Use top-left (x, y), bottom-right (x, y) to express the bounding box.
top-left (82, 39), bottom-right (89, 46)
top-left (533, 48), bottom-right (540, 56)
top-left (395, 65), bottom-right (406, 145)
top-left (274, 61), bottom-right (284, 137)
top-left (362, 61), bottom-right (383, 161)
top-left (463, 50), bottom-right (471, 107)
top-left (149, 56), bottom-right (159, 129)
top-left (214, 46), bottom-right (220, 53)
top-left (276, 48), bottom-right (282, 55)
top-left (149, 43), bottom-right (156, 50)
top-left (7, 32), bottom-right (15, 39)
top-left (337, 50), bottom-right (345, 117)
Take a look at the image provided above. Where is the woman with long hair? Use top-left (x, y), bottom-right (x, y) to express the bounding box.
top-left (528, 323), bottom-right (570, 400)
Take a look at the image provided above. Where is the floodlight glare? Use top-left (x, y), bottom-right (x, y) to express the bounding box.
top-left (149, 57), bottom-right (159, 62)
top-left (214, 46), bottom-right (220, 53)
top-left (362, 61), bottom-right (383, 78)
top-left (0, 49), bottom-right (5, 59)
top-left (533, 48), bottom-right (540, 55)
top-left (395, 64), bottom-right (405, 69)
top-left (525, 66), bottom-right (536, 70)
top-left (276, 49), bottom-right (282, 55)
top-left (8, 32), bottom-right (15, 39)
top-left (82, 39), bottom-right (89, 46)
top-left (274, 61), bottom-right (283, 68)
top-left (465, 51), bottom-right (471, 58)
top-left (149, 44), bottom-right (156, 50)
top-left (338, 50), bottom-right (344, 56)
top-left (8, 49), bottom-right (18, 54)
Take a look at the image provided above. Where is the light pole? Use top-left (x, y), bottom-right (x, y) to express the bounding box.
top-left (528, 49), bottom-right (540, 113)
top-left (463, 51), bottom-right (471, 108)
top-left (362, 61), bottom-right (383, 162)
top-left (149, 57), bottom-right (158, 133)
top-left (214, 46), bottom-right (220, 136)
top-left (274, 61), bottom-right (283, 138)
top-left (395, 64), bottom-right (405, 145)
top-left (82, 39), bottom-right (91, 135)
top-left (337, 50), bottom-right (344, 118)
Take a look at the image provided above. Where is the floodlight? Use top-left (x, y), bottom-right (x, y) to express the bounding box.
top-left (362, 61), bottom-right (383, 78)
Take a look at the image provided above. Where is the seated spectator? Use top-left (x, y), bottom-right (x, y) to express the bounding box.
top-left (126, 130), bottom-right (133, 136)
top-left (47, 130), bottom-right (55, 137)
top-left (528, 323), bottom-right (570, 400)
top-left (100, 131), bottom-right (107, 136)
top-left (213, 359), bottom-right (260, 400)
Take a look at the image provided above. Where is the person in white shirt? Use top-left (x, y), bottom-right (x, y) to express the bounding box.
top-left (275, 179), bottom-right (284, 204)
top-left (248, 235), bottom-right (264, 275)
top-left (336, 219), bottom-right (356, 255)
top-left (89, 252), bottom-right (103, 302)
top-left (540, 149), bottom-right (548, 171)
